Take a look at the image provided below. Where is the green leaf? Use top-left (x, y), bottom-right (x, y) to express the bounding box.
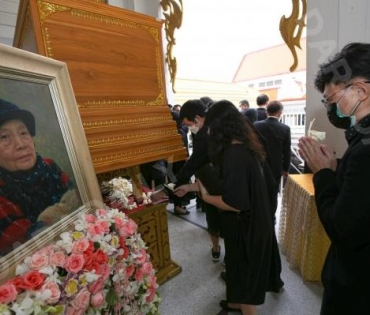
top-left (106, 288), bottom-right (119, 306)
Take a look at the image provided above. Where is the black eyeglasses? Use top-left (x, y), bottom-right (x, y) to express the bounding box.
top-left (321, 80), bottom-right (370, 107)
top-left (321, 84), bottom-right (353, 107)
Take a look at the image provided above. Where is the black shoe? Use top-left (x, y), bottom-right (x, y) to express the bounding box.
top-left (220, 271), bottom-right (226, 282)
top-left (174, 206), bottom-right (190, 215)
top-left (211, 245), bottom-right (221, 262)
top-left (219, 300), bottom-right (241, 313)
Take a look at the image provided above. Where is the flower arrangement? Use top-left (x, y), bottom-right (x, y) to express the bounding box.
top-left (0, 208), bottom-right (161, 315)
top-left (101, 177), bottom-right (152, 211)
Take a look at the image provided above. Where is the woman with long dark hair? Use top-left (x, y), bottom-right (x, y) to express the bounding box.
top-left (198, 100), bottom-right (283, 315)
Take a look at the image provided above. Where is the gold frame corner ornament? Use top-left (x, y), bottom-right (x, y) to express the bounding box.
top-left (279, 0), bottom-right (307, 72)
top-left (160, 0), bottom-right (183, 93)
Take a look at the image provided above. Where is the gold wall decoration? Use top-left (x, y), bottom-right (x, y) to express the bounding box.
top-left (279, 0), bottom-right (307, 72)
top-left (160, 0), bottom-right (183, 93)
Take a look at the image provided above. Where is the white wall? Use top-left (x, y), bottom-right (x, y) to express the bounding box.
top-left (306, 0), bottom-right (370, 157)
top-left (0, 0), bottom-right (19, 46)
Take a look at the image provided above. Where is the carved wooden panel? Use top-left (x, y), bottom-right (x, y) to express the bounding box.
top-left (14, 0), bottom-right (187, 174)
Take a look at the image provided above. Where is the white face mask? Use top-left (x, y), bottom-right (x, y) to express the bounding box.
top-left (189, 125), bottom-right (200, 134)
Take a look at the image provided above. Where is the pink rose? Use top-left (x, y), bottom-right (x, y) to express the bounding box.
top-left (114, 217), bottom-right (125, 228)
top-left (117, 220), bottom-right (137, 238)
top-left (36, 244), bottom-right (54, 256)
top-left (135, 249), bottom-right (147, 264)
top-left (27, 252), bottom-right (49, 270)
top-left (88, 278), bottom-right (105, 295)
top-left (125, 265), bottom-right (135, 278)
top-left (146, 287), bottom-right (156, 302)
top-left (41, 281), bottom-right (61, 304)
top-left (65, 254), bottom-right (84, 273)
top-left (19, 271), bottom-right (45, 290)
top-left (0, 283), bottom-right (18, 304)
top-left (72, 238), bottom-right (89, 254)
top-left (91, 291), bottom-right (105, 308)
top-left (87, 224), bottom-right (103, 237)
top-left (71, 288), bottom-right (90, 310)
top-left (135, 268), bottom-right (144, 281)
top-left (97, 264), bottom-right (111, 280)
top-left (84, 214), bottom-right (96, 223)
top-left (96, 220), bottom-right (109, 234)
top-left (141, 262), bottom-right (153, 276)
top-left (50, 251), bottom-right (67, 267)
top-left (96, 209), bottom-right (107, 217)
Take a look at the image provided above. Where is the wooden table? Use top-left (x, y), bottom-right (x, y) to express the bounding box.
top-left (279, 174), bottom-right (330, 282)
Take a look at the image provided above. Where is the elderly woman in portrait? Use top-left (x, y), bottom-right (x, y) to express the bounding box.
top-left (0, 99), bottom-right (80, 255)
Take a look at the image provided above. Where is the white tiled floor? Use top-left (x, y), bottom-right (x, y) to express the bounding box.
top-left (158, 195), bottom-right (323, 315)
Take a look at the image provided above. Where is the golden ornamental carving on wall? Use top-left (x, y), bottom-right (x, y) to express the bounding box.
top-left (160, 0), bottom-right (183, 93)
top-left (37, 0), bottom-right (69, 23)
top-left (279, 0), bottom-right (307, 72)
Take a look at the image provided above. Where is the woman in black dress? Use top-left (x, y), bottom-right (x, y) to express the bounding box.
top-left (198, 100), bottom-right (283, 315)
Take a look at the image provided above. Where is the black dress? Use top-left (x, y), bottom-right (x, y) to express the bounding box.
top-left (220, 143), bottom-right (282, 305)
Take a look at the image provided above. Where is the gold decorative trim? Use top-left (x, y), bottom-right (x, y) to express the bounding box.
top-left (93, 144), bottom-right (183, 165)
top-left (88, 129), bottom-right (178, 147)
top-left (37, 0), bottom-right (69, 23)
top-left (279, 0), bottom-right (307, 72)
top-left (79, 100), bottom-right (146, 109)
top-left (160, 0), bottom-right (183, 93)
top-left (82, 115), bottom-right (171, 129)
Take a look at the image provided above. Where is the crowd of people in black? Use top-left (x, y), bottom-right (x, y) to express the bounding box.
top-left (147, 42), bottom-right (370, 315)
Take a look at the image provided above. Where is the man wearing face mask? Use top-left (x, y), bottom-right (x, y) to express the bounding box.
top-left (298, 42), bottom-right (370, 315)
top-left (326, 102), bottom-right (352, 130)
top-left (173, 99), bottom-right (210, 214)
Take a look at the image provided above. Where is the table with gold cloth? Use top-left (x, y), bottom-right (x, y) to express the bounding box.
top-left (278, 174), bottom-right (331, 282)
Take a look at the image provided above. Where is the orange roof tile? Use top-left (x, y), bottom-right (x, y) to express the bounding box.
top-left (233, 38), bottom-right (306, 82)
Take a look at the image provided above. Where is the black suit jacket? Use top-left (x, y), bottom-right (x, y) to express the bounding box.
top-left (256, 107), bottom-right (267, 121)
top-left (254, 117), bottom-right (291, 181)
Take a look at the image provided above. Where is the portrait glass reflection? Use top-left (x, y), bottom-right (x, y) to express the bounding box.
top-left (0, 77), bottom-right (82, 257)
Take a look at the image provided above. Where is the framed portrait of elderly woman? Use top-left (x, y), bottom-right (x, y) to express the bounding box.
top-left (0, 43), bottom-right (103, 280)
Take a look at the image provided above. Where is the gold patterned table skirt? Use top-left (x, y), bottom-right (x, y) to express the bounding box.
top-left (129, 203), bottom-right (182, 284)
top-left (279, 174), bottom-right (330, 282)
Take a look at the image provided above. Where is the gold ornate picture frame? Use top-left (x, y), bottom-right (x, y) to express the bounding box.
top-left (0, 43), bottom-right (103, 280)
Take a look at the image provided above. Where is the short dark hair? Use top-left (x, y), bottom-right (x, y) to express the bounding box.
top-left (172, 104), bottom-right (181, 111)
top-left (200, 96), bottom-right (213, 107)
top-left (180, 99), bottom-right (206, 121)
top-left (256, 94), bottom-right (269, 105)
top-left (239, 99), bottom-right (249, 107)
top-left (314, 42), bottom-right (370, 92)
top-left (267, 101), bottom-right (283, 115)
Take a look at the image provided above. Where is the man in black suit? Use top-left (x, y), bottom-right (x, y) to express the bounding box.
top-left (239, 99), bottom-right (257, 123)
top-left (254, 101), bottom-right (291, 213)
top-left (256, 94), bottom-right (269, 121)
